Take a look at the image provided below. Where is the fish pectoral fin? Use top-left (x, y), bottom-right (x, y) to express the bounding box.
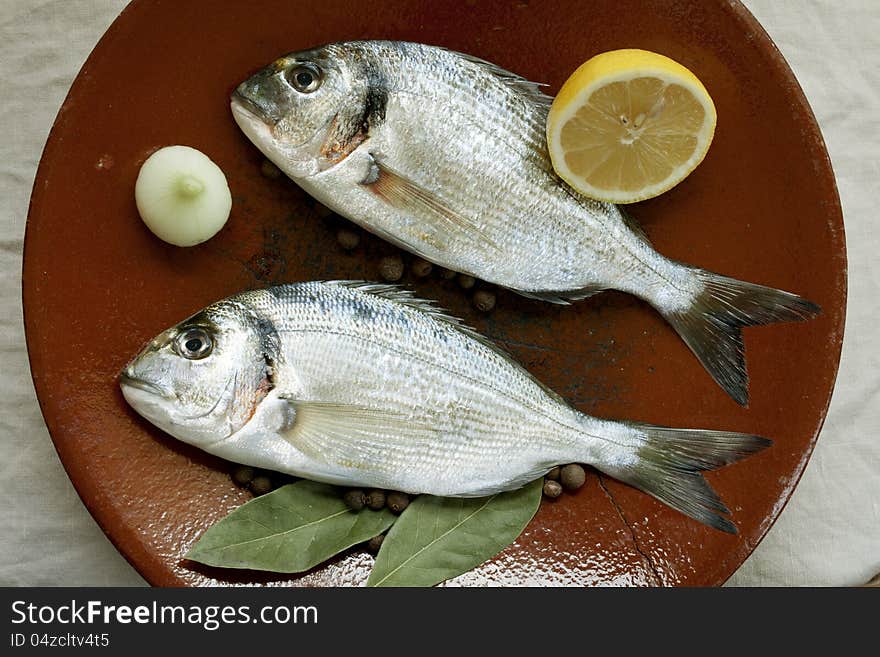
top-left (279, 398), bottom-right (439, 469)
top-left (360, 156), bottom-right (502, 253)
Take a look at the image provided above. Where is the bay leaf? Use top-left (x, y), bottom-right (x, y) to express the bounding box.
top-left (367, 478), bottom-right (543, 587)
top-left (186, 480), bottom-right (396, 573)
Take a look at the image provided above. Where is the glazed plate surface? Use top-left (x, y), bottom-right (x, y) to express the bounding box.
top-left (23, 0), bottom-right (845, 586)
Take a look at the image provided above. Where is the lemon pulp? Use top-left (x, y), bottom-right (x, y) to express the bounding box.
top-left (547, 49), bottom-right (717, 204)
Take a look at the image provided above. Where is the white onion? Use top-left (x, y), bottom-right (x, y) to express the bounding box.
top-left (134, 146), bottom-right (232, 246)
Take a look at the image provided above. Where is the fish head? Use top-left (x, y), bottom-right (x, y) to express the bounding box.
top-left (231, 43), bottom-right (384, 177)
top-left (119, 297), bottom-right (278, 449)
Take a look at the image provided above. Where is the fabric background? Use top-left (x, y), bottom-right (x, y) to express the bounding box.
top-left (0, 0), bottom-right (876, 587)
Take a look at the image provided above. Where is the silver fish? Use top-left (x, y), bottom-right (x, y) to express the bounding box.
top-left (230, 40), bottom-right (819, 406)
top-left (120, 281), bottom-right (769, 533)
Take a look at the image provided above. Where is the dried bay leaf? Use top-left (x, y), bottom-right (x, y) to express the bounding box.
top-left (186, 480), bottom-right (395, 572)
top-left (367, 478), bottom-right (543, 587)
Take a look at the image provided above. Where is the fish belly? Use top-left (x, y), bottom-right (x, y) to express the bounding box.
top-left (219, 284), bottom-right (591, 495)
top-left (281, 331), bottom-right (574, 494)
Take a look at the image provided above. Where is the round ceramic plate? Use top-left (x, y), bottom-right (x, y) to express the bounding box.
top-left (23, 0), bottom-right (845, 586)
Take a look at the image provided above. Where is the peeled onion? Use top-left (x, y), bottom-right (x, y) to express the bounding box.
top-left (134, 145), bottom-right (232, 246)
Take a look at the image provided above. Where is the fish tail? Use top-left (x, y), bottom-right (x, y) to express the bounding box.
top-left (591, 421), bottom-right (771, 534)
top-left (660, 269), bottom-right (820, 406)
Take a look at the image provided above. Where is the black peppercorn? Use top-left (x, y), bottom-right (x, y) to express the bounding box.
top-left (365, 489), bottom-right (386, 510)
top-left (560, 464), bottom-right (586, 491)
top-left (260, 159), bottom-right (281, 179)
top-left (231, 465), bottom-right (255, 487)
top-left (472, 289), bottom-right (496, 312)
top-left (343, 489), bottom-right (366, 511)
top-left (411, 258), bottom-right (433, 277)
top-left (379, 255), bottom-right (404, 282)
top-left (366, 534), bottom-right (385, 554)
top-left (386, 491), bottom-right (411, 514)
top-left (543, 480), bottom-right (563, 499)
top-left (337, 228), bottom-right (360, 251)
top-left (457, 274), bottom-right (476, 290)
top-left (249, 474), bottom-right (273, 496)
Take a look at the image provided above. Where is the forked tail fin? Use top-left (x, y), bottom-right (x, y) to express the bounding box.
top-left (662, 270), bottom-right (820, 406)
top-left (594, 423), bottom-right (771, 534)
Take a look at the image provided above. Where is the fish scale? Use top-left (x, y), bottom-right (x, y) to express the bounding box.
top-left (285, 42), bottom-right (670, 292)
top-left (262, 282), bottom-right (565, 438)
top-left (232, 40), bottom-right (819, 404)
top-left (122, 281), bottom-right (772, 532)
top-left (240, 282), bottom-right (621, 481)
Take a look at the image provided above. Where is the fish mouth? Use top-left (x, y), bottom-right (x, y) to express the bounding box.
top-left (231, 93), bottom-right (276, 147)
top-left (231, 93), bottom-right (324, 179)
top-left (231, 89), bottom-right (268, 124)
top-left (118, 371), bottom-right (175, 399)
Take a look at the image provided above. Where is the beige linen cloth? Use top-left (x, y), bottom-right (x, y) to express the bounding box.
top-left (0, 0), bottom-right (876, 586)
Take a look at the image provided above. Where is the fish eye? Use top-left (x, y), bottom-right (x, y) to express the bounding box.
top-left (286, 63), bottom-right (322, 93)
top-left (175, 327), bottom-right (213, 360)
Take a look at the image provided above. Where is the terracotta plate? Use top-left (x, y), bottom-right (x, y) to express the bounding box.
top-left (23, 0), bottom-right (845, 586)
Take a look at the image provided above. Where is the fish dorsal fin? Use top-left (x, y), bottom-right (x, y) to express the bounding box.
top-left (330, 280), bottom-right (484, 337)
top-left (277, 398), bottom-right (440, 471)
top-left (330, 281), bottom-right (568, 407)
top-left (448, 49), bottom-right (554, 172)
top-left (454, 51), bottom-right (553, 112)
top-left (361, 156), bottom-right (502, 254)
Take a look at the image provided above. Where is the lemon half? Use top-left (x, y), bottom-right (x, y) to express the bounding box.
top-left (547, 49), bottom-right (716, 204)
